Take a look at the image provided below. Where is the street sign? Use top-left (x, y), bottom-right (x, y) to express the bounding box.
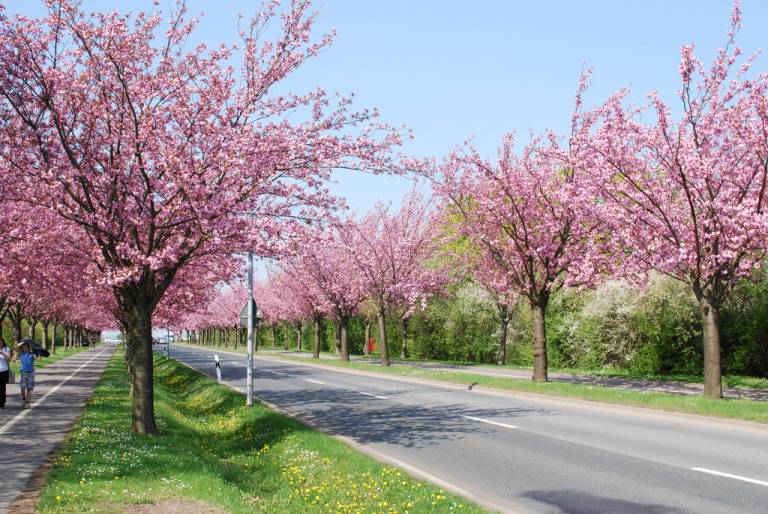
top-left (239, 300), bottom-right (261, 328)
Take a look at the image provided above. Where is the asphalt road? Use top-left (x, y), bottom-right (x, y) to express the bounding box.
top-left (169, 344), bottom-right (768, 514)
top-left (0, 344), bottom-right (114, 512)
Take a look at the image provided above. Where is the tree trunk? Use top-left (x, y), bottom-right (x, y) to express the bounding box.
top-left (334, 321), bottom-right (341, 354)
top-left (10, 306), bottom-right (22, 344)
top-left (400, 316), bottom-right (409, 359)
top-left (496, 303), bottom-right (510, 365)
top-left (124, 305), bottom-right (158, 435)
top-left (700, 299), bottom-right (723, 399)
top-left (313, 317), bottom-right (321, 358)
top-left (51, 323), bottom-right (57, 354)
top-left (296, 321), bottom-right (302, 351)
top-left (42, 321), bottom-right (50, 350)
top-left (364, 320), bottom-right (372, 355)
top-left (340, 316), bottom-right (350, 362)
top-left (27, 318), bottom-right (37, 340)
top-left (13, 317), bottom-right (21, 344)
top-left (283, 323), bottom-right (289, 350)
top-left (377, 306), bottom-right (390, 366)
top-left (531, 301), bottom-right (548, 383)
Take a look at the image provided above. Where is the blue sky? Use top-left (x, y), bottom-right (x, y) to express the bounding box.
top-left (6, 1), bottom-right (768, 213)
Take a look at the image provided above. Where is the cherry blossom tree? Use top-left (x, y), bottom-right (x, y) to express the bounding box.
top-left (285, 231), bottom-right (368, 361)
top-left (433, 135), bottom-right (606, 382)
top-left (270, 265), bottom-right (328, 358)
top-left (0, 0), bottom-right (401, 433)
top-left (442, 234), bottom-right (520, 365)
top-left (341, 192), bottom-right (444, 365)
top-left (572, 3), bottom-right (768, 398)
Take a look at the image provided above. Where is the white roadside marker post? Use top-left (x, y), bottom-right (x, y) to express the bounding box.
top-left (214, 354), bottom-right (222, 383)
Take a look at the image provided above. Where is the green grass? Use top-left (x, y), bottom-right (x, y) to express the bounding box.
top-left (38, 350), bottom-right (485, 514)
top-left (272, 355), bottom-right (768, 424)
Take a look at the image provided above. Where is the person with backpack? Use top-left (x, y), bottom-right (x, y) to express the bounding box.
top-left (0, 338), bottom-right (11, 409)
top-left (14, 342), bottom-right (39, 409)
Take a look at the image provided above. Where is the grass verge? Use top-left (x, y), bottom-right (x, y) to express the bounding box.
top-left (38, 350), bottom-right (485, 514)
top-left (272, 355), bottom-right (768, 424)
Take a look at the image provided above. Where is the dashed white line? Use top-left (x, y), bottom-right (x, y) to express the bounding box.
top-left (304, 379), bottom-right (325, 385)
top-left (359, 391), bottom-right (389, 400)
top-left (691, 467), bottom-right (768, 487)
top-left (463, 415), bottom-right (518, 430)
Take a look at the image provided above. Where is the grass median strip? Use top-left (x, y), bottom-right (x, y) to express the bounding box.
top-left (273, 356), bottom-right (768, 424)
top-left (38, 350), bottom-right (485, 514)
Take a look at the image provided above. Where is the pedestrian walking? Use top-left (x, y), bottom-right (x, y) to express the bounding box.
top-left (0, 338), bottom-right (11, 409)
top-left (14, 342), bottom-right (39, 409)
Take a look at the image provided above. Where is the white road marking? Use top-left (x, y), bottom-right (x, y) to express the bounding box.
top-left (359, 391), bottom-right (389, 400)
top-left (304, 379), bottom-right (325, 385)
top-left (463, 415), bottom-right (518, 430)
top-left (0, 346), bottom-right (111, 435)
top-left (691, 467), bottom-right (768, 487)
top-left (271, 371), bottom-right (288, 376)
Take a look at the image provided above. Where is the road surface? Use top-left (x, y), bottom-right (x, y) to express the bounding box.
top-left (169, 344), bottom-right (768, 514)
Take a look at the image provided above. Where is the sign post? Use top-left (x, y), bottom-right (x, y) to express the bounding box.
top-left (246, 251), bottom-right (254, 406)
top-left (240, 252), bottom-right (261, 407)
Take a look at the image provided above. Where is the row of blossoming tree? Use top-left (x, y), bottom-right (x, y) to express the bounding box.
top-left (435, 2), bottom-right (768, 398)
top-left (0, 0), bottom-right (764, 442)
top-left (179, 191), bottom-right (444, 365)
top-left (184, 3), bottom-right (768, 401)
top-left (0, 0), bottom-right (404, 434)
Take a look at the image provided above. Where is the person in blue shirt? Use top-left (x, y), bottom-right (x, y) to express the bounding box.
top-left (14, 342), bottom-right (39, 409)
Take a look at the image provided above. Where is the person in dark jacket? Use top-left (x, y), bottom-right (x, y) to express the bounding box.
top-left (0, 338), bottom-right (11, 409)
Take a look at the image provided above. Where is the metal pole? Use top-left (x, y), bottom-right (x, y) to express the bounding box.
top-left (247, 250), bottom-right (254, 407)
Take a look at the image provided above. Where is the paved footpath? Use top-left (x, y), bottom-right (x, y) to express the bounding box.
top-left (0, 343), bottom-right (114, 513)
top-left (260, 349), bottom-right (768, 400)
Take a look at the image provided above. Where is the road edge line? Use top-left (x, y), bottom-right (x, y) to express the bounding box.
top-left (691, 467), bottom-right (768, 487)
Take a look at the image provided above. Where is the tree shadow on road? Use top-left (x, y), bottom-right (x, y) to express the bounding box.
top-left (521, 489), bottom-right (689, 514)
top-left (255, 386), bottom-right (556, 448)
